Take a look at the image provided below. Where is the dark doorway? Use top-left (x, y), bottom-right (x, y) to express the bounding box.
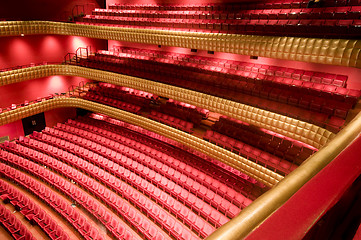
top-left (22, 112), bottom-right (46, 136)
top-left (76, 108), bottom-right (91, 117)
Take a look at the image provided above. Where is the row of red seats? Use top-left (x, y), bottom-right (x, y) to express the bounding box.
top-left (167, 99), bottom-right (209, 119)
top-left (0, 180), bottom-right (69, 240)
top-left (80, 53), bottom-right (357, 121)
top-left (3, 140), bottom-right (167, 240)
top-left (39, 125), bottom-right (231, 231)
top-left (88, 84), bottom-right (154, 108)
top-left (92, 52), bottom-right (352, 103)
top-left (22, 134), bottom-right (199, 240)
top-left (0, 155), bottom-right (107, 240)
top-left (203, 130), bottom-right (298, 176)
top-left (82, 92), bottom-right (142, 114)
top-left (73, 116), bottom-right (262, 198)
top-left (0, 200), bottom-right (35, 240)
top-left (96, 82), bottom-right (158, 100)
top-left (93, 6), bottom-right (361, 21)
top-left (35, 126), bottom-right (218, 238)
top-left (104, 48), bottom-right (348, 88)
top-left (81, 15), bottom-right (361, 37)
top-left (149, 110), bottom-right (194, 133)
top-left (108, 1), bottom-right (361, 12)
top-left (33, 127), bottom-right (231, 237)
top-left (158, 104), bottom-right (204, 126)
top-left (76, 56), bottom-right (347, 132)
top-left (57, 121), bottom-right (250, 211)
top-left (213, 116), bottom-right (317, 165)
top-left (88, 54), bottom-right (354, 113)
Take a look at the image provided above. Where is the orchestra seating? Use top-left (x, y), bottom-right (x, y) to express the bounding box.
top-left (0, 199), bottom-right (36, 240)
top-left (1, 1), bottom-right (361, 239)
top-left (0, 180), bottom-right (69, 240)
top-left (0, 114), bottom-right (259, 240)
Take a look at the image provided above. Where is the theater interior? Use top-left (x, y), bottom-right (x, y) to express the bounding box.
top-left (0, 0), bottom-right (361, 239)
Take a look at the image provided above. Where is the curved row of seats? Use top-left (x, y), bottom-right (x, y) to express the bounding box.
top-left (93, 6), bottom-right (361, 21)
top-left (2, 140), bottom-right (184, 240)
top-left (167, 99), bottom-right (209, 119)
top-left (109, 1), bottom-right (361, 11)
top-left (149, 110), bottom-right (194, 133)
top-left (72, 115), bottom-right (264, 198)
top-left (40, 122), bottom-right (246, 215)
top-left (32, 127), bottom-right (227, 228)
top-left (0, 180), bottom-right (70, 240)
top-left (81, 2), bottom-right (361, 37)
top-left (107, 47), bottom-right (348, 88)
top-left (0, 199), bottom-right (35, 240)
top-left (203, 130), bottom-right (298, 176)
top-left (82, 92), bottom-right (142, 114)
top-left (84, 82), bottom-right (203, 130)
top-left (0, 114), bottom-right (259, 239)
top-left (75, 50), bottom-right (359, 132)
top-left (0, 158), bottom-right (109, 240)
top-left (74, 81), bottom-right (310, 176)
top-left (81, 16), bottom-right (361, 38)
top-left (212, 116), bottom-right (317, 164)
top-left (158, 103), bottom-right (204, 126)
top-left (95, 49), bottom-right (350, 91)
top-left (90, 82), bottom-right (158, 105)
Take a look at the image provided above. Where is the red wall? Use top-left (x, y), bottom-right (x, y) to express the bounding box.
top-left (108, 41), bottom-right (361, 90)
top-left (0, 34), bottom-right (107, 108)
top-left (0, 33), bottom-right (106, 140)
top-left (0, 0), bottom-right (104, 21)
top-left (245, 135), bottom-right (361, 240)
top-left (45, 108), bottom-right (77, 128)
top-left (0, 121), bottom-right (24, 141)
top-left (0, 76), bottom-right (90, 109)
top-left (0, 35), bottom-right (107, 69)
top-left (0, 108), bottom-right (77, 140)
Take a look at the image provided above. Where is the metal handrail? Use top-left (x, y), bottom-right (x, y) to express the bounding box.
top-left (205, 110), bottom-right (361, 239)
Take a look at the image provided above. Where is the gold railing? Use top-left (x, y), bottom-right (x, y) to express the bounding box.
top-left (0, 97), bottom-right (283, 187)
top-left (1, 95), bottom-right (360, 239)
top-left (205, 109), bottom-right (361, 240)
top-left (0, 64), bottom-right (335, 149)
top-left (0, 21), bottom-right (360, 68)
top-left (1, 20), bottom-right (359, 239)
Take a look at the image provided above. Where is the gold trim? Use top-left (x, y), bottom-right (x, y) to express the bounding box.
top-left (0, 65), bottom-right (335, 149)
top-left (0, 21), bottom-right (360, 68)
top-left (205, 110), bottom-right (361, 240)
top-left (0, 97), bottom-right (283, 187)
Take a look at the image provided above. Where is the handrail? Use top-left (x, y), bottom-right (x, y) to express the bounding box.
top-left (0, 61), bottom-right (60, 72)
top-left (0, 64), bottom-right (335, 149)
top-left (71, 3), bottom-right (96, 20)
top-left (0, 21), bottom-right (360, 69)
top-left (205, 109), bottom-right (361, 240)
top-left (0, 95), bottom-right (360, 240)
top-left (64, 53), bottom-right (76, 63)
top-left (0, 97), bottom-right (283, 188)
top-left (75, 46), bottom-right (89, 59)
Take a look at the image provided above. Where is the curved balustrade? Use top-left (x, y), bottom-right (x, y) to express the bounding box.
top-left (0, 97), bottom-right (283, 187)
top-left (0, 21), bottom-right (360, 68)
top-left (0, 95), bottom-right (359, 239)
top-left (0, 65), bottom-right (335, 149)
top-left (205, 109), bottom-right (361, 240)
